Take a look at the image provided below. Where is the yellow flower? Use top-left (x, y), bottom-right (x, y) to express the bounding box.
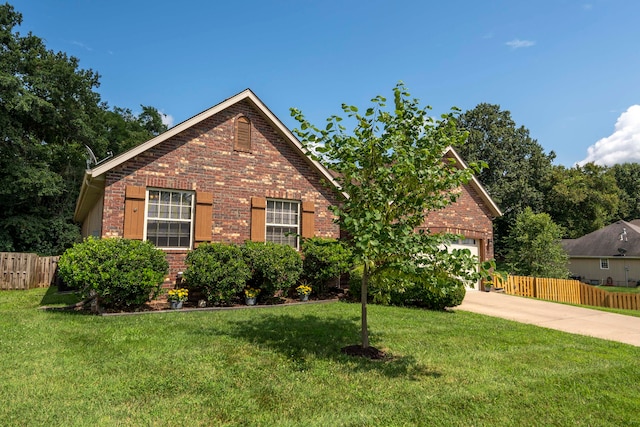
top-left (168, 288), bottom-right (189, 302)
top-left (244, 288), bottom-right (260, 298)
top-left (296, 285), bottom-right (312, 295)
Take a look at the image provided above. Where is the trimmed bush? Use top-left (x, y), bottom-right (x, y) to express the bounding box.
top-left (183, 243), bottom-right (251, 306)
top-left (390, 271), bottom-right (466, 310)
top-left (301, 237), bottom-right (351, 295)
top-left (347, 265), bottom-right (466, 310)
top-left (242, 241), bottom-right (303, 298)
top-left (58, 237), bottom-right (168, 310)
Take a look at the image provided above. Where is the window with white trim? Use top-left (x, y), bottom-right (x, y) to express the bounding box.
top-left (266, 199), bottom-right (300, 248)
top-left (145, 189), bottom-right (194, 248)
top-left (600, 258), bottom-right (609, 270)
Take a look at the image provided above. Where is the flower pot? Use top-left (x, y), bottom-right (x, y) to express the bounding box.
top-left (170, 301), bottom-right (183, 309)
top-left (299, 294), bottom-right (309, 302)
top-left (246, 297), bottom-right (257, 306)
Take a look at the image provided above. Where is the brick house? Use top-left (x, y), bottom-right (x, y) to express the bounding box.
top-left (422, 148), bottom-right (502, 270)
top-left (73, 89), bottom-right (500, 286)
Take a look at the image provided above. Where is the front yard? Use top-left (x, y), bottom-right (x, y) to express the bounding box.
top-left (1, 287), bottom-right (639, 426)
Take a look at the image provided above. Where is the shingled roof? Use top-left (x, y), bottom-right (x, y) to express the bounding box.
top-left (562, 220), bottom-right (640, 257)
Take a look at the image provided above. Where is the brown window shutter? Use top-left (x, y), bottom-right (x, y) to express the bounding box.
top-left (194, 191), bottom-right (213, 243)
top-left (235, 116), bottom-right (251, 152)
top-left (124, 186), bottom-right (146, 240)
top-left (301, 201), bottom-right (315, 239)
top-left (251, 196), bottom-right (266, 242)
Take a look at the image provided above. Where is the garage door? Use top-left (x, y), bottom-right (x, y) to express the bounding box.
top-left (446, 238), bottom-right (480, 290)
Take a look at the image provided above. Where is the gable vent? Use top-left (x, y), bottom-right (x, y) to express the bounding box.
top-left (235, 116), bottom-right (251, 152)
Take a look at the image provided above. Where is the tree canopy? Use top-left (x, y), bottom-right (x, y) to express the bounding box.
top-left (292, 83), bottom-right (490, 350)
top-left (453, 103), bottom-right (555, 258)
top-left (0, 3), bottom-right (166, 254)
top-left (542, 163), bottom-right (621, 239)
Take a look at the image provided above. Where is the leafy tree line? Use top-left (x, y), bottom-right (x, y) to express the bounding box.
top-left (454, 103), bottom-right (640, 277)
top-left (0, 3), bottom-right (167, 255)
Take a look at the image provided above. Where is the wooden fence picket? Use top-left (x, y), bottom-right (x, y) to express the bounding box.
top-left (0, 253), bottom-right (59, 290)
top-left (497, 275), bottom-right (640, 311)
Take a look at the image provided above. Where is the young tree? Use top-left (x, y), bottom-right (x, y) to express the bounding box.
top-left (504, 207), bottom-right (569, 278)
top-left (291, 83), bottom-right (489, 353)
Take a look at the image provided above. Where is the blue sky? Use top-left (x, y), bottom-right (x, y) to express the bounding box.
top-left (11, 0), bottom-right (640, 166)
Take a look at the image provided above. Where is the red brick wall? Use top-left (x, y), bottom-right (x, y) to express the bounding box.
top-left (421, 183), bottom-right (496, 261)
top-left (101, 100), bottom-right (341, 284)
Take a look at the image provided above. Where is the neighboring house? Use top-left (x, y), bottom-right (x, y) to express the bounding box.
top-left (73, 89), bottom-right (500, 285)
top-left (562, 220), bottom-right (640, 287)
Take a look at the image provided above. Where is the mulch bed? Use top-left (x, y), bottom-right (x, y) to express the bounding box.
top-left (43, 292), bottom-right (346, 316)
top-left (340, 344), bottom-right (389, 360)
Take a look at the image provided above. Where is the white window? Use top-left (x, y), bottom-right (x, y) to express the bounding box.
top-left (600, 259), bottom-right (609, 270)
top-left (145, 189), bottom-right (194, 249)
top-left (455, 238), bottom-right (477, 245)
top-left (266, 200), bottom-right (300, 248)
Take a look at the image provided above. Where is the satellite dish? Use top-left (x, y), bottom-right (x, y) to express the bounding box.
top-left (618, 248), bottom-right (627, 256)
top-left (84, 145), bottom-right (113, 169)
top-left (85, 145), bottom-right (98, 169)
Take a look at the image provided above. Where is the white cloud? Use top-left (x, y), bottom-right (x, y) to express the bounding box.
top-left (161, 112), bottom-right (174, 128)
top-left (578, 105), bottom-right (640, 166)
top-left (505, 39), bottom-right (535, 49)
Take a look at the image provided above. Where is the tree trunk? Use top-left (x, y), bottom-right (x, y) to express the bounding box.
top-left (361, 263), bottom-right (370, 349)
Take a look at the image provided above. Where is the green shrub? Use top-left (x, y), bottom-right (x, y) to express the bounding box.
top-left (242, 241), bottom-right (303, 298)
top-left (183, 243), bottom-right (251, 306)
top-left (301, 237), bottom-right (351, 295)
top-left (57, 237), bottom-right (168, 310)
top-left (347, 265), bottom-right (466, 310)
top-left (346, 265), bottom-right (400, 305)
top-left (390, 271), bottom-right (466, 310)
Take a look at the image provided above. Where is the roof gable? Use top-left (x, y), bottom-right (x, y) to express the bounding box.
top-left (87, 89), bottom-right (338, 186)
top-left (444, 147), bottom-right (502, 218)
top-left (74, 89), bottom-right (341, 221)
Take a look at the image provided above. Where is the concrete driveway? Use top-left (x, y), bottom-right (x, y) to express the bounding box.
top-left (457, 290), bottom-right (640, 347)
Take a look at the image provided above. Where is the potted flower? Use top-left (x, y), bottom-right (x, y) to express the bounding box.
top-left (296, 284), bottom-right (312, 301)
top-left (167, 288), bottom-right (188, 309)
top-left (244, 287), bottom-right (260, 306)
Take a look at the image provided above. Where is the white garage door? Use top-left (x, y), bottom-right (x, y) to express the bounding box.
top-left (446, 238), bottom-right (480, 290)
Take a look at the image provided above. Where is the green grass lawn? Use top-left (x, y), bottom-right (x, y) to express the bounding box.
top-left (1, 288), bottom-right (639, 426)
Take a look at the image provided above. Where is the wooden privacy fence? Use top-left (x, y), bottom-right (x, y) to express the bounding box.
top-left (0, 252), bottom-right (59, 290)
top-left (494, 275), bottom-right (640, 311)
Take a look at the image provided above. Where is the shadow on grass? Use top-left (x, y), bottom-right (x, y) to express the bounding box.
top-left (206, 311), bottom-right (441, 379)
top-left (39, 286), bottom-right (81, 307)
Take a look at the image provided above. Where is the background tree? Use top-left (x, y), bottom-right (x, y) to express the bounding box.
top-left (292, 83), bottom-right (489, 353)
top-left (94, 105), bottom-right (168, 156)
top-left (454, 104), bottom-right (555, 258)
top-left (504, 207), bottom-right (569, 278)
top-left (609, 163), bottom-right (640, 221)
top-left (0, 4), bottom-right (167, 254)
top-left (543, 163), bottom-right (621, 238)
